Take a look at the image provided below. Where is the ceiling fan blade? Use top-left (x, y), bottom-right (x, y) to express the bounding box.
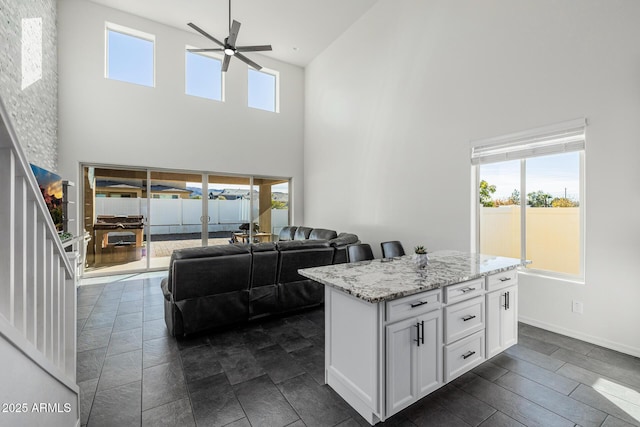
top-left (187, 48), bottom-right (225, 53)
top-left (227, 20), bottom-right (241, 47)
top-left (235, 52), bottom-right (262, 70)
top-left (222, 54), bottom-right (231, 72)
top-left (187, 22), bottom-right (225, 47)
top-left (235, 45), bottom-right (272, 52)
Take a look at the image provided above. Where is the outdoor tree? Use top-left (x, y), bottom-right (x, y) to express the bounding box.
top-left (271, 200), bottom-right (288, 209)
top-left (479, 180), bottom-right (497, 207)
top-left (509, 189), bottom-right (520, 205)
top-left (527, 190), bottom-right (552, 207)
top-left (551, 197), bottom-right (578, 207)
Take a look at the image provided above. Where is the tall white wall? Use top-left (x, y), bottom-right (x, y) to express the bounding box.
top-left (305, 0), bottom-right (640, 355)
top-left (56, 0), bottom-right (305, 234)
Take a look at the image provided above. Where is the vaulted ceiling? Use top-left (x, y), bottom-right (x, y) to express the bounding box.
top-left (87, 0), bottom-right (379, 67)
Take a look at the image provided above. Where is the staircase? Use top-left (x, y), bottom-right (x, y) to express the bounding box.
top-left (0, 96), bottom-right (79, 425)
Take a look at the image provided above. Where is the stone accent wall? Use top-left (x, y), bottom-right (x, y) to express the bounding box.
top-left (0, 0), bottom-right (58, 172)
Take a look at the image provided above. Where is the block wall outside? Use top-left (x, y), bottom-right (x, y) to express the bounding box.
top-left (0, 0), bottom-right (58, 171)
top-left (480, 206), bottom-right (580, 276)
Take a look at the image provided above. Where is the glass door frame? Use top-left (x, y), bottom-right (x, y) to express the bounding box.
top-left (80, 162), bottom-right (291, 278)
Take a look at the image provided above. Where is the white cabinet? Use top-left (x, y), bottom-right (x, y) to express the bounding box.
top-left (444, 295), bottom-right (485, 344)
top-left (318, 266), bottom-right (520, 425)
top-left (485, 271), bottom-right (518, 359)
top-left (444, 330), bottom-right (485, 382)
top-left (443, 282), bottom-right (486, 382)
top-left (386, 308), bottom-right (442, 415)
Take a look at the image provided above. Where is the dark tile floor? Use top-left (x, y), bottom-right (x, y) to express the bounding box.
top-left (77, 274), bottom-right (640, 427)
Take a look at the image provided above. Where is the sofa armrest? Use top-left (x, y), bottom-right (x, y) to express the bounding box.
top-left (161, 277), bottom-right (171, 301)
top-left (329, 233), bottom-right (360, 248)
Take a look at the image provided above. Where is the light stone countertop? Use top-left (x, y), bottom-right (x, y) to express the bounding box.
top-left (298, 250), bottom-right (528, 303)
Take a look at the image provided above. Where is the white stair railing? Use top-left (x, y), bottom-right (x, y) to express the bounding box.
top-left (0, 96), bottom-right (78, 394)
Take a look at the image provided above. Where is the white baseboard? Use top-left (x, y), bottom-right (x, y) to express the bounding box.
top-left (518, 315), bottom-right (640, 358)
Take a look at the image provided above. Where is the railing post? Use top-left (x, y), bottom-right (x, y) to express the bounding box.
top-left (14, 176), bottom-right (28, 336)
top-left (36, 221), bottom-right (47, 354)
top-left (52, 258), bottom-right (60, 368)
top-left (64, 276), bottom-right (76, 380)
top-left (46, 238), bottom-right (54, 360)
top-left (26, 200), bottom-right (38, 345)
top-left (0, 148), bottom-right (15, 323)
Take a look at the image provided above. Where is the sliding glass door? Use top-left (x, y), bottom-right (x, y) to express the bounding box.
top-left (83, 166), bottom-right (149, 275)
top-left (82, 165), bottom-right (291, 277)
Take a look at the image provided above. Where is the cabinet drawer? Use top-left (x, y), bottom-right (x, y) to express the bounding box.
top-left (444, 296), bottom-right (484, 344)
top-left (444, 330), bottom-right (485, 382)
top-left (387, 289), bottom-right (441, 323)
top-left (486, 270), bottom-right (517, 292)
top-left (444, 278), bottom-right (484, 304)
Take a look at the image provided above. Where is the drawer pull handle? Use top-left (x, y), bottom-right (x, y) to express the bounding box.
top-left (460, 287), bottom-right (475, 293)
top-left (462, 315), bottom-right (476, 322)
top-left (462, 350), bottom-right (476, 360)
top-left (410, 300), bottom-right (428, 308)
top-left (499, 277), bottom-right (512, 282)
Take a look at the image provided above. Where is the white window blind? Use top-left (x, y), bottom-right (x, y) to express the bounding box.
top-left (470, 118), bottom-right (586, 165)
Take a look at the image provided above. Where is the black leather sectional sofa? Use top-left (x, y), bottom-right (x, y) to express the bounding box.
top-left (161, 226), bottom-right (359, 336)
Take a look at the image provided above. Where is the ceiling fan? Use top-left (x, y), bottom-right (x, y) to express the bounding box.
top-left (187, 0), bottom-right (272, 72)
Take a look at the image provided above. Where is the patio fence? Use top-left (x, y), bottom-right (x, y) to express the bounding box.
top-left (95, 198), bottom-right (289, 235)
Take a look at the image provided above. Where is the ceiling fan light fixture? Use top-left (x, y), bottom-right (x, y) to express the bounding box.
top-left (188, 0), bottom-right (271, 72)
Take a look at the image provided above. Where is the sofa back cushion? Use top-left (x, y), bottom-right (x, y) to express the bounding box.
top-left (309, 228), bottom-right (338, 240)
top-left (278, 226), bottom-right (298, 241)
top-left (251, 242), bottom-right (278, 287)
top-left (170, 244), bottom-right (252, 301)
top-left (167, 244), bottom-right (250, 293)
top-left (293, 226), bottom-right (313, 240)
top-left (277, 240), bottom-right (334, 283)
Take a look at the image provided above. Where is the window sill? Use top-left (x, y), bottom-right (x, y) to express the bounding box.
top-left (517, 268), bottom-right (585, 285)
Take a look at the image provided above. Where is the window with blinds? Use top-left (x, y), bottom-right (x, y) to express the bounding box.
top-left (472, 119), bottom-right (585, 280)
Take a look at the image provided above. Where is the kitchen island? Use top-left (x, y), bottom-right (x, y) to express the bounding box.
top-left (299, 250), bottom-right (526, 425)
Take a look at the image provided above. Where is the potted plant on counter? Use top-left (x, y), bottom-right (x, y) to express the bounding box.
top-left (414, 245), bottom-right (429, 269)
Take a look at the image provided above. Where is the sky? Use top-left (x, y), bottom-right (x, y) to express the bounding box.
top-left (186, 182), bottom-right (289, 193)
top-left (480, 152), bottom-right (580, 201)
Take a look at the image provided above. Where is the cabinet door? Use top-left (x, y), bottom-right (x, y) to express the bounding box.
top-left (486, 285), bottom-right (518, 359)
top-left (416, 309), bottom-right (442, 398)
top-left (502, 285), bottom-right (518, 350)
top-left (485, 289), bottom-right (502, 359)
top-left (386, 317), bottom-right (417, 415)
